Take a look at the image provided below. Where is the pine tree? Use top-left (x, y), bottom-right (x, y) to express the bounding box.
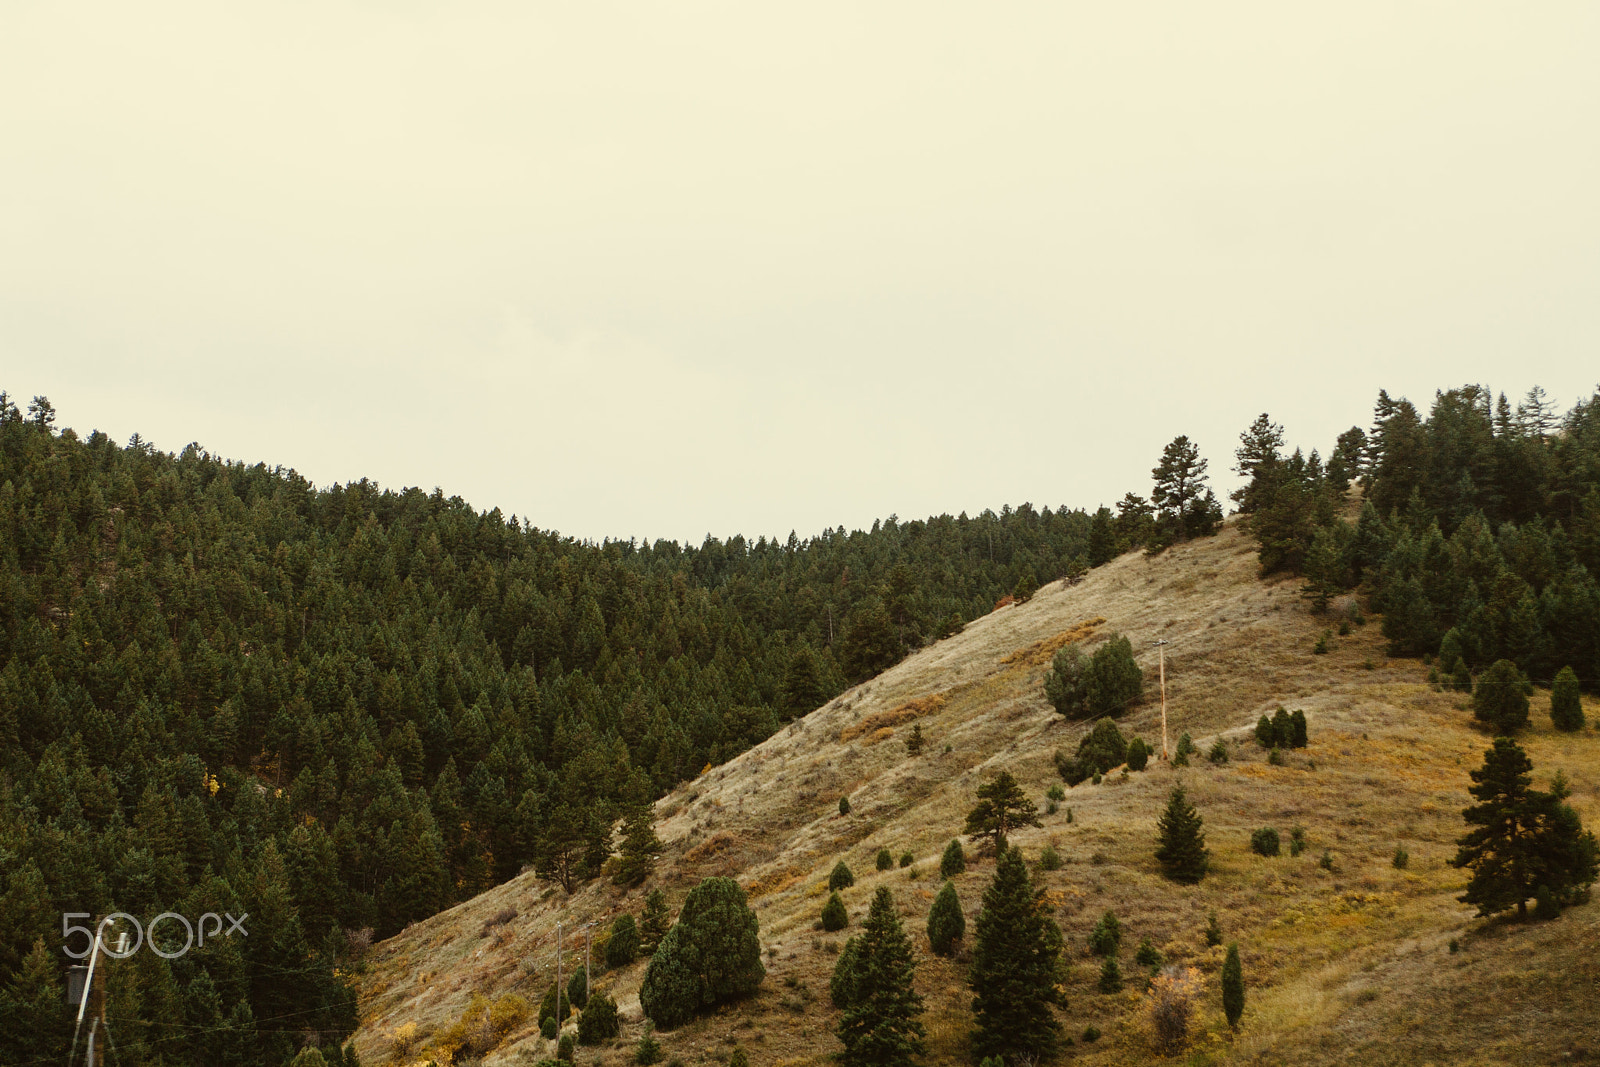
top-left (963, 770), bottom-right (1043, 851)
top-left (578, 993), bottom-right (620, 1044)
top-left (1151, 435), bottom-right (1217, 544)
top-left (1452, 737), bottom-right (1600, 918)
top-left (968, 847), bottom-right (1065, 1063)
top-left (1473, 659), bottom-right (1533, 734)
top-left (0, 938), bottom-right (70, 1060)
top-left (1221, 944), bottom-right (1245, 1028)
top-left (926, 881), bottom-right (965, 956)
top-left (830, 860), bottom-right (856, 891)
top-left (1232, 414), bottom-right (1285, 514)
top-left (939, 839), bottom-right (966, 879)
top-left (835, 887), bottom-right (926, 1067)
top-left (822, 891), bottom-right (850, 931)
top-left (1154, 786), bottom-right (1209, 884)
top-left (1551, 666), bottom-right (1584, 731)
top-left (639, 890), bottom-right (671, 956)
top-left (606, 914), bottom-right (640, 968)
top-left (1087, 506), bottom-right (1119, 566)
top-left (639, 877), bottom-right (764, 1029)
top-left (1044, 644), bottom-right (1091, 718)
top-left (840, 598), bottom-right (900, 683)
top-left (612, 794), bottom-right (665, 887)
top-left (1097, 956), bottom-right (1123, 994)
top-left (831, 936), bottom-right (864, 1008)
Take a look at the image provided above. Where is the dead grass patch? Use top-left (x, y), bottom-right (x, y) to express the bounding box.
top-left (839, 693), bottom-right (948, 743)
top-left (1000, 616), bottom-right (1107, 666)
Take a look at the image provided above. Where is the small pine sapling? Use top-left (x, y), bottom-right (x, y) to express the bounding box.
top-left (1087, 910), bottom-right (1122, 957)
top-left (1221, 944), bottom-right (1245, 1028)
top-left (1551, 666), bottom-right (1584, 731)
top-left (1208, 738), bottom-right (1229, 764)
top-left (899, 851), bottom-right (913, 868)
top-left (839, 796), bottom-right (851, 816)
top-left (1288, 826), bottom-right (1306, 857)
top-left (1135, 937), bottom-right (1162, 969)
top-left (829, 861), bottom-right (855, 892)
top-left (1097, 956), bottom-right (1123, 994)
top-left (1392, 845), bottom-right (1409, 870)
top-left (1204, 913), bottom-right (1222, 947)
top-left (1250, 828), bottom-right (1280, 857)
top-left (876, 848), bottom-right (893, 872)
top-left (939, 839), bottom-right (965, 879)
top-left (821, 892), bottom-right (849, 932)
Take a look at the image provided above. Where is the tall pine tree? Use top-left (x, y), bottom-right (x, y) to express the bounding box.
top-left (834, 887), bottom-right (926, 1067)
top-left (968, 847), bottom-right (1064, 1063)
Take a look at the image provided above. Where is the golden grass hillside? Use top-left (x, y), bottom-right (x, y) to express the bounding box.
top-left (353, 521), bottom-right (1600, 1066)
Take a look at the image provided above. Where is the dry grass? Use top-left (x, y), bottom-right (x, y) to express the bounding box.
top-left (999, 616), bottom-right (1107, 667)
top-left (352, 520), bottom-right (1600, 1066)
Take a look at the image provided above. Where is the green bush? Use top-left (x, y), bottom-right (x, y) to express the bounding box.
top-left (1082, 1025), bottom-right (1100, 1043)
top-left (635, 1033), bottom-right (662, 1065)
top-left (899, 851), bottom-right (914, 869)
top-left (1045, 634), bottom-right (1144, 719)
top-left (1290, 710), bottom-right (1308, 748)
top-left (728, 1047), bottom-right (749, 1067)
top-left (1046, 784), bottom-right (1066, 802)
top-left (541, 1017), bottom-right (557, 1039)
top-left (939, 840), bottom-right (965, 879)
top-left (829, 861), bottom-right (855, 892)
top-left (1204, 913), bottom-right (1222, 947)
top-left (1097, 956), bottom-right (1123, 994)
top-left (1134, 937), bottom-right (1162, 969)
top-left (606, 914), bottom-right (639, 969)
top-left (1176, 732), bottom-right (1197, 760)
top-left (927, 881), bottom-right (965, 956)
top-left (1056, 718), bottom-right (1129, 784)
top-left (639, 877), bottom-right (765, 1029)
top-left (1551, 666), bottom-right (1585, 731)
top-left (557, 1034), bottom-right (575, 1062)
top-left (1221, 944), bottom-right (1244, 1028)
top-left (1208, 739), bottom-right (1229, 764)
top-left (1038, 845), bottom-right (1062, 871)
top-left (1473, 659), bottom-right (1532, 734)
top-left (1087, 910), bottom-right (1121, 957)
top-left (539, 982), bottom-right (571, 1027)
top-left (839, 796), bottom-right (851, 816)
top-left (875, 848), bottom-right (893, 872)
top-left (821, 892), bottom-right (849, 932)
top-left (577, 994), bottom-right (620, 1045)
top-left (1125, 737), bottom-right (1150, 771)
top-left (1250, 828), bottom-right (1280, 857)
top-left (566, 969), bottom-right (587, 1011)
top-left (1392, 845), bottom-right (1409, 870)
top-left (1288, 826), bottom-right (1306, 857)
top-left (1267, 746), bottom-right (1285, 766)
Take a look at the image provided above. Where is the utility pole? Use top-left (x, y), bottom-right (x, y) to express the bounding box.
top-left (555, 921), bottom-right (562, 1030)
top-left (584, 922), bottom-right (593, 998)
top-left (1155, 639), bottom-right (1170, 760)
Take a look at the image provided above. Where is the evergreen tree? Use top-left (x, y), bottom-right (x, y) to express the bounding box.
top-left (1232, 414), bottom-right (1285, 514)
top-left (1221, 944), bottom-right (1245, 1028)
top-left (968, 847), bottom-right (1065, 1063)
top-left (1087, 506), bottom-right (1119, 566)
top-left (1473, 659), bottom-right (1533, 735)
top-left (1044, 644), bottom-right (1091, 718)
top-left (638, 890), bottom-right (672, 957)
top-left (1125, 737), bottom-right (1150, 771)
top-left (578, 993), bottom-right (620, 1044)
top-left (822, 891), bottom-right (850, 931)
top-left (926, 881), bottom-right (965, 956)
top-left (567, 968), bottom-right (588, 1010)
top-left (922, 844), bottom-right (956, 888)
top-left (830, 860), bottom-right (856, 892)
top-left (0, 938), bottom-right (69, 1061)
top-left (1087, 910), bottom-right (1121, 957)
top-left (1452, 738), bottom-right (1599, 918)
top-left (612, 793), bottom-right (665, 888)
top-left (1097, 956), bottom-right (1123, 994)
top-left (1151, 435), bottom-right (1220, 544)
top-left (1086, 633), bottom-right (1143, 715)
top-left (639, 877), bottom-right (764, 1029)
top-left (963, 771), bottom-right (1043, 851)
top-left (876, 848), bottom-right (894, 872)
top-left (840, 598), bottom-right (900, 683)
top-left (835, 887), bottom-right (926, 1067)
top-left (1154, 786), bottom-right (1209, 884)
top-left (831, 936), bottom-right (864, 1008)
top-left (1550, 666), bottom-right (1584, 731)
top-left (606, 914), bottom-right (640, 968)
top-left (780, 641), bottom-right (831, 719)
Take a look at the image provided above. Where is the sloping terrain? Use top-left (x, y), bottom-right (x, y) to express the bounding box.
top-left (354, 521), bottom-right (1600, 1066)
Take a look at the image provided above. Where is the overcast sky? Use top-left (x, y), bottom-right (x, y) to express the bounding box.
top-left (4, 3), bottom-right (1597, 543)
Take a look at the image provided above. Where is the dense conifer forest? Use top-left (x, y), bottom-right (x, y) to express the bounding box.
top-left (0, 391), bottom-right (1130, 1063)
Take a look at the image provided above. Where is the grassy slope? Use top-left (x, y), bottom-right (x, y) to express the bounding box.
top-left (354, 521), bottom-right (1600, 1066)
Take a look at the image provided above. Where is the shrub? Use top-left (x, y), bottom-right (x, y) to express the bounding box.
top-left (1251, 828), bottom-right (1280, 857)
top-left (876, 848), bottom-right (893, 872)
top-left (1046, 799), bottom-right (1058, 815)
top-left (1392, 845), bottom-right (1409, 870)
top-left (639, 877), bottom-right (765, 1029)
top-left (1125, 737), bottom-right (1150, 771)
top-left (1473, 659), bottom-right (1533, 734)
top-left (1204, 913), bottom-right (1222, 947)
top-left (1255, 714), bottom-right (1275, 747)
top-left (1267, 747), bottom-right (1285, 766)
top-left (1552, 666), bottom-right (1585, 731)
top-left (839, 796), bottom-right (851, 816)
top-left (1097, 956), bottom-right (1123, 993)
top-left (939, 840), bottom-right (965, 879)
top-left (821, 892), bottom-right (849, 932)
top-left (1047, 784), bottom-right (1066, 802)
top-left (1270, 709), bottom-right (1293, 746)
top-left (927, 880), bottom-right (966, 956)
top-left (1038, 845), bottom-right (1062, 872)
top-left (1154, 786), bottom-right (1209, 884)
top-left (557, 1034), bottom-right (575, 1062)
top-left (1176, 732), bottom-right (1197, 760)
top-left (635, 1033), bottom-right (662, 1065)
top-left (1081, 1025), bottom-right (1100, 1042)
top-left (899, 851), bottom-right (914, 869)
top-left (541, 1017), bottom-right (557, 1040)
top-left (829, 861), bottom-right (856, 892)
top-left (1451, 661), bottom-right (1473, 693)
top-left (1066, 807), bottom-right (1074, 824)
top-left (1208, 739), bottom-right (1229, 764)
top-left (577, 994), bottom-right (620, 1045)
top-left (1135, 937), bottom-right (1162, 969)
top-left (1313, 631), bottom-right (1330, 654)
top-left (1319, 850), bottom-right (1335, 872)
top-left (1145, 965), bottom-right (1202, 1053)
top-left (1289, 710), bottom-right (1308, 748)
top-left (1087, 910), bottom-right (1122, 957)
top-left (566, 969), bottom-right (587, 1011)
top-left (606, 914), bottom-right (639, 968)
top-left (1221, 944), bottom-right (1245, 1028)
top-left (1288, 826), bottom-right (1306, 857)
top-left (539, 982), bottom-right (571, 1027)
top-left (1046, 636), bottom-right (1144, 719)
top-left (905, 723), bottom-right (925, 755)
top-left (1448, 938), bottom-right (1460, 954)
top-left (728, 1047), bottom-right (749, 1067)
top-left (639, 890), bottom-right (671, 955)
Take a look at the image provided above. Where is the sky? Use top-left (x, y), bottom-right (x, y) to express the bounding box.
top-left (3, 2), bottom-right (1598, 544)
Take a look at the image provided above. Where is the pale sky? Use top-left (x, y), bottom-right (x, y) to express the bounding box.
top-left (3, 3), bottom-right (1597, 543)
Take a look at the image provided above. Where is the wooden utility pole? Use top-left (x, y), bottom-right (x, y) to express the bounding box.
top-left (554, 921), bottom-right (563, 1029)
top-left (1155, 639), bottom-right (1170, 760)
top-left (584, 922), bottom-right (593, 997)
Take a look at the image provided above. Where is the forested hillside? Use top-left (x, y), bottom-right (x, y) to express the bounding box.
top-left (1236, 384), bottom-right (1600, 688)
top-left (0, 391), bottom-right (1169, 1064)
